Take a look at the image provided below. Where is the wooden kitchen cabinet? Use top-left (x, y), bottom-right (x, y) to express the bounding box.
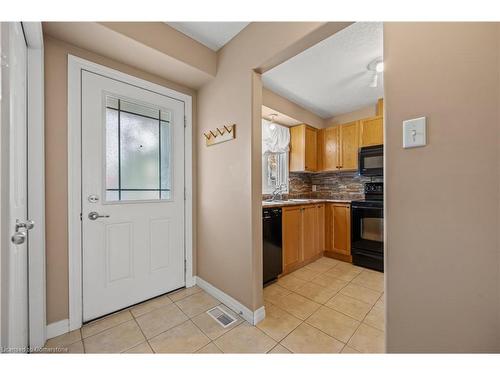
top-left (325, 203), bottom-right (352, 262)
top-left (323, 126), bottom-right (340, 171)
top-left (360, 116), bottom-right (383, 147)
top-left (290, 124), bottom-right (318, 172)
top-left (317, 122), bottom-right (358, 172)
top-left (339, 121), bottom-right (359, 171)
top-left (282, 204), bottom-right (324, 274)
top-left (302, 205), bottom-right (318, 261)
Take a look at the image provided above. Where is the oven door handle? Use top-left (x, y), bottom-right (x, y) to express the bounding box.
top-left (352, 206), bottom-right (384, 210)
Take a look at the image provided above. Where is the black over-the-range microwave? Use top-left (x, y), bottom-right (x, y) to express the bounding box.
top-left (358, 145), bottom-right (383, 176)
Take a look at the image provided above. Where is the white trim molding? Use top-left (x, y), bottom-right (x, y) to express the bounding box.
top-left (195, 276), bottom-right (266, 325)
top-left (67, 55), bottom-right (194, 331)
top-left (23, 21), bottom-right (47, 351)
top-left (46, 319), bottom-right (69, 340)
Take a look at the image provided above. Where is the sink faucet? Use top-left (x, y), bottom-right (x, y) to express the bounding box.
top-left (271, 184), bottom-right (286, 201)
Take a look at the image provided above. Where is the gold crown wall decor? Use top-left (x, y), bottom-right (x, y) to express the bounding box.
top-left (203, 124), bottom-right (236, 146)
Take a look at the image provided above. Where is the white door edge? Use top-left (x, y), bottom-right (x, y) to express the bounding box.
top-left (67, 55), bottom-right (194, 332)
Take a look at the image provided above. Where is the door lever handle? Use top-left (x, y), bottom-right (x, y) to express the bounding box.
top-left (88, 212), bottom-right (110, 221)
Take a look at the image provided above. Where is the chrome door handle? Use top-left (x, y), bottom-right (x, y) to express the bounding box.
top-left (88, 212), bottom-right (110, 221)
top-left (15, 219), bottom-right (34, 232)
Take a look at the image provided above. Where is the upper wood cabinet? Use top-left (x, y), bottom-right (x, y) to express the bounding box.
top-left (360, 116), bottom-right (383, 147)
top-left (339, 121), bottom-right (359, 171)
top-left (290, 124), bottom-right (318, 172)
top-left (317, 122), bottom-right (358, 172)
top-left (323, 126), bottom-right (340, 171)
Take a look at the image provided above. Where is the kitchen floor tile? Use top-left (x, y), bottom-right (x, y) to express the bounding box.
top-left (191, 305), bottom-right (243, 340)
top-left (277, 274), bottom-right (307, 292)
top-left (304, 260), bottom-right (335, 273)
top-left (84, 320), bottom-right (145, 353)
top-left (125, 341), bottom-right (153, 353)
top-left (272, 292), bottom-right (321, 320)
top-left (340, 284), bottom-right (381, 305)
top-left (81, 310), bottom-right (133, 339)
top-left (351, 270), bottom-right (384, 292)
top-left (291, 267), bottom-right (322, 281)
top-left (263, 283), bottom-right (291, 304)
top-left (168, 285), bottom-right (202, 302)
top-left (196, 342), bottom-right (222, 353)
top-left (130, 294), bottom-right (173, 318)
top-left (363, 303), bottom-right (385, 331)
top-left (281, 323), bottom-right (344, 353)
top-left (306, 306), bottom-right (360, 343)
top-left (268, 344), bottom-right (291, 353)
top-left (315, 257), bottom-right (340, 267)
top-left (257, 302), bottom-right (301, 341)
top-left (295, 282), bottom-right (339, 304)
top-left (175, 291), bottom-right (220, 318)
top-left (324, 265), bottom-right (362, 282)
top-left (44, 329), bottom-right (82, 349)
top-left (347, 323), bottom-right (384, 353)
top-left (311, 273), bottom-right (349, 291)
top-left (135, 303), bottom-right (188, 339)
top-left (325, 293), bottom-right (373, 321)
top-left (341, 345), bottom-right (361, 353)
top-left (214, 323), bottom-right (276, 353)
top-left (148, 320), bottom-right (210, 353)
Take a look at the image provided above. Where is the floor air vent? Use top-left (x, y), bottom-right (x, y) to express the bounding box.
top-left (207, 306), bottom-right (237, 328)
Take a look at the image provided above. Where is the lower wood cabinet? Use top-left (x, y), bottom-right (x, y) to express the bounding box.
top-left (325, 203), bottom-right (352, 262)
top-left (282, 204), bottom-right (325, 274)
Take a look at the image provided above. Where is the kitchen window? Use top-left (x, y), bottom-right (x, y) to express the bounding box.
top-left (262, 119), bottom-right (290, 194)
top-left (262, 151), bottom-right (289, 194)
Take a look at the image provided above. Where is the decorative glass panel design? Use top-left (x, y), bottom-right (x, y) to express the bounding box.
top-left (105, 96), bottom-right (172, 201)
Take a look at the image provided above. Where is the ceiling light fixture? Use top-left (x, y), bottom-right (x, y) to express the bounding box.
top-left (367, 58), bottom-right (384, 88)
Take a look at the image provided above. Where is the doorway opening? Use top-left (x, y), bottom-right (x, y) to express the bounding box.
top-left (259, 22), bottom-right (385, 353)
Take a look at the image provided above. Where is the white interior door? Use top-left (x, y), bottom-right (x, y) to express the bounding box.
top-left (1, 22), bottom-right (30, 350)
top-left (81, 71), bottom-right (185, 322)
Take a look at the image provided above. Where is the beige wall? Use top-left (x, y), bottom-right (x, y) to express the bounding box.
top-left (197, 22), bottom-right (350, 311)
top-left (262, 88), bottom-right (326, 128)
top-left (384, 23), bottom-right (500, 352)
top-left (326, 104), bottom-right (377, 126)
top-left (44, 35), bottom-right (197, 324)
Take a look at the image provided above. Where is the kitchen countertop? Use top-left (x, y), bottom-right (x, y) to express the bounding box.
top-left (262, 198), bottom-right (352, 208)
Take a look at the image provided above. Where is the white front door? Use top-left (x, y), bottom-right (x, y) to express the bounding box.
top-left (1, 22), bottom-right (30, 350)
top-left (81, 71), bottom-right (185, 322)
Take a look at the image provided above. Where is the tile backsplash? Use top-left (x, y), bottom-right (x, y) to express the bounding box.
top-left (284, 171), bottom-right (382, 200)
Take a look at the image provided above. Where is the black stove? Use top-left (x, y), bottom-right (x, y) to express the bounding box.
top-left (351, 182), bottom-right (384, 272)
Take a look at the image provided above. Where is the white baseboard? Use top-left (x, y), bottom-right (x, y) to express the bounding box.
top-left (46, 319), bottom-right (69, 340)
top-left (253, 305), bottom-right (266, 325)
top-left (195, 276), bottom-right (265, 325)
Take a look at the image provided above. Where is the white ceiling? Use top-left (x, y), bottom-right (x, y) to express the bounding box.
top-left (166, 22), bottom-right (250, 51)
top-left (262, 22), bottom-right (383, 119)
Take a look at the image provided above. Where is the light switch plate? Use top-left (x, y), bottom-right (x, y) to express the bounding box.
top-left (403, 116), bottom-right (426, 148)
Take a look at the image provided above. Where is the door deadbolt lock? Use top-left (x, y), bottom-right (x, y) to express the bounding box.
top-left (15, 219), bottom-right (35, 232)
top-left (88, 194), bottom-right (99, 203)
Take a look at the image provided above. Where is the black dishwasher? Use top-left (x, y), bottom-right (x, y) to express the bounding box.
top-left (263, 207), bottom-right (283, 285)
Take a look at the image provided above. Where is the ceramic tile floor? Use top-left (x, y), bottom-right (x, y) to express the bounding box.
top-left (43, 257), bottom-right (384, 354)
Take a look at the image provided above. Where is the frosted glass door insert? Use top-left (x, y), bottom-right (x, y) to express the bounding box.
top-left (105, 96), bottom-right (172, 201)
